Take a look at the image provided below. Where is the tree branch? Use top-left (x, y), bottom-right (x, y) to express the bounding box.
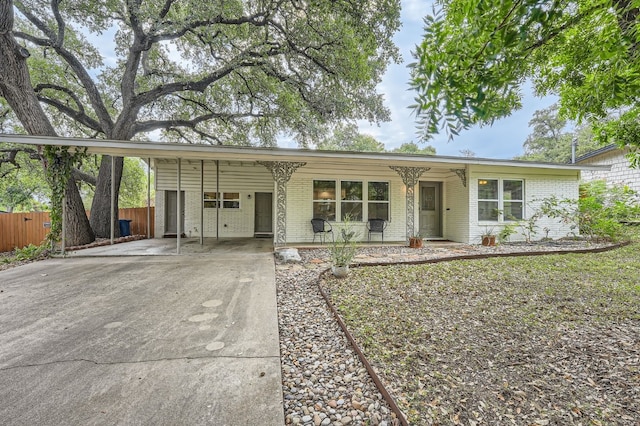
top-left (36, 95), bottom-right (102, 132)
top-left (15, 4), bottom-right (115, 135)
top-left (72, 168), bottom-right (96, 185)
top-left (132, 56), bottom-right (265, 107)
top-left (133, 111), bottom-right (267, 135)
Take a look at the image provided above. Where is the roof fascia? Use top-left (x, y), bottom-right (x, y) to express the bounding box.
top-left (0, 134), bottom-right (610, 171)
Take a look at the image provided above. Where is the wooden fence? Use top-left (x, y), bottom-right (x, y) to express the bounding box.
top-left (0, 207), bottom-right (155, 253)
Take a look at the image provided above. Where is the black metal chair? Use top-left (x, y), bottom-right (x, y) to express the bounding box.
top-left (311, 218), bottom-right (334, 244)
top-left (367, 218), bottom-right (387, 242)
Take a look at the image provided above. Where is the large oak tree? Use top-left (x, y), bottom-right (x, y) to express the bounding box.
top-left (0, 0), bottom-right (400, 242)
top-left (410, 0), bottom-right (640, 165)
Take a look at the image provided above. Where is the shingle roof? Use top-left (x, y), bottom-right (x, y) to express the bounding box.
top-left (574, 144), bottom-right (618, 163)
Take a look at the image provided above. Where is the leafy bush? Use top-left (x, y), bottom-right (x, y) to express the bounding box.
top-left (497, 223), bottom-right (517, 243)
top-left (11, 244), bottom-right (48, 262)
top-left (538, 180), bottom-right (640, 242)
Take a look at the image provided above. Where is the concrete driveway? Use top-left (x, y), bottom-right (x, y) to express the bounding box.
top-left (0, 247), bottom-right (283, 425)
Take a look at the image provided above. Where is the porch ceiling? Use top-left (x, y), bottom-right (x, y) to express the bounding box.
top-left (0, 134), bottom-right (610, 172)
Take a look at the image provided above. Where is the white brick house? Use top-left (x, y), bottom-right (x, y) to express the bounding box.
top-left (149, 148), bottom-right (604, 245)
top-left (2, 135), bottom-right (609, 246)
top-left (576, 145), bottom-right (640, 193)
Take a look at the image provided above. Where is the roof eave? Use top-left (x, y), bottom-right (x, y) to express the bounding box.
top-left (0, 134), bottom-right (610, 171)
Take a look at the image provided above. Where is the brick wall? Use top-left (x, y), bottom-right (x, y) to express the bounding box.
top-left (579, 147), bottom-right (640, 193)
top-left (443, 174), bottom-right (470, 243)
top-left (468, 167), bottom-right (579, 243)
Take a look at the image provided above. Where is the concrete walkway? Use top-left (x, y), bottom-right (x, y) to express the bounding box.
top-left (0, 240), bottom-right (283, 425)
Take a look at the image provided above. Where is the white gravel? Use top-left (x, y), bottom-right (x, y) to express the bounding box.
top-left (276, 262), bottom-right (400, 426)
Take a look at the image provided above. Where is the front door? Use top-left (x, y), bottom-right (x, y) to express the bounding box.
top-left (419, 182), bottom-right (442, 238)
top-left (165, 191), bottom-right (185, 235)
top-left (254, 192), bottom-right (273, 235)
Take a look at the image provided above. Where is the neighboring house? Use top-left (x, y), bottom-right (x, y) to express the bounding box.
top-left (0, 135), bottom-right (609, 246)
top-left (576, 144), bottom-right (640, 193)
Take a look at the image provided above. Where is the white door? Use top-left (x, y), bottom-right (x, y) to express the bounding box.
top-left (419, 182), bottom-right (442, 238)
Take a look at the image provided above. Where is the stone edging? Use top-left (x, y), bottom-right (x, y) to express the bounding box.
top-left (315, 240), bottom-right (631, 426)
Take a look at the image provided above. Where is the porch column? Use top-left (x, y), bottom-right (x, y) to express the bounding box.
top-left (258, 161), bottom-right (306, 246)
top-left (389, 166), bottom-right (431, 242)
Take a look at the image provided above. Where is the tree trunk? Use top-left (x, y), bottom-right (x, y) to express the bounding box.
top-left (0, 0), bottom-right (94, 246)
top-left (64, 176), bottom-right (95, 246)
top-left (89, 155), bottom-right (124, 238)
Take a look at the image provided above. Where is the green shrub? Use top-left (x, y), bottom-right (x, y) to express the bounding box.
top-left (538, 180), bottom-right (639, 242)
top-left (11, 244), bottom-right (47, 262)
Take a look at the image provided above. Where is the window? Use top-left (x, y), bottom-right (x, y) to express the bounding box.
top-left (313, 180), bottom-right (336, 220)
top-left (341, 181), bottom-right (363, 221)
top-left (502, 180), bottom-right (523, 220)
top-left (313, 180), bottom-right (389, 221)
top-left (203, 192), bottom-right (240, 209)
top-left (222, 192), bottom-right (240, 209)
top-left (477, 179), bottom-right (524, 221)
top-left (368, 181), bottom-right (389, 220)
top-left (204, 192), bottom-right (218, 208)
top-left (478, 179), bottom-right (499, 220)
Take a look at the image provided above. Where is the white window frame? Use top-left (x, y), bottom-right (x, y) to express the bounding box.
top-left (203, 192), bottom-right (241, 209)
top-left (501, 179), bottom-right (524, 221)
top-left (312, 179), bottom-right (390, 222)
top-left (367, 181), bottom-right (390, 222)
top-left (340, 180), bottom-right (363, 221)
top-left (477, 178), bottom-right (524, 222)
top-left (313, 180), bottom-right (337, 221)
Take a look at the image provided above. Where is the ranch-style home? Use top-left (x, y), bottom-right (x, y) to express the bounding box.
top-left (1, 135), bottom-right (609, 246)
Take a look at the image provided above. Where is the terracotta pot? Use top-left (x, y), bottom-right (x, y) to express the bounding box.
top-left (481, 235), bottom-right (496, 246)
top-left (409, 237), bottom-right (423, 248)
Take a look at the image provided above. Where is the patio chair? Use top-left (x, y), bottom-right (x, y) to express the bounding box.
top-left (311, 218), bottom-right (334, 244)
top-left (367, 218), bottom-right (387, 242)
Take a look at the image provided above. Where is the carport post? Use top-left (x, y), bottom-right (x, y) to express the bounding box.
top-left (200, 160), bottom-right (204, 245)
top-left (110, 155), bottom-right (115, 244)
top-left (147, 157), bottom-right (151, 239)
top-left (216, 159), bottom-right (219, 240)
top-left (177, 158), bottom-right (182, 254)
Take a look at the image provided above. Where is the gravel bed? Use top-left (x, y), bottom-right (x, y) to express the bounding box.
top-left (275, 240), bottom-right (618, 425)
top-left (276, 263), bottom-right (400, 426)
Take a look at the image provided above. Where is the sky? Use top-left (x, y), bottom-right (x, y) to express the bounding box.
top-left (358, 0), bottom-right (558, 159)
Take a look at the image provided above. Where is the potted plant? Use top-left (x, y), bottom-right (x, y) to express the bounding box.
top-left (409, 232), bottom-right (423, 248)
top-left (481, 226), bottom-right (496, 246)
top-left (328, 216), bottom-right (358, 277)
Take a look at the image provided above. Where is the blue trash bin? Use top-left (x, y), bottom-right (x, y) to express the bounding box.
top-left (118, 219), bottom-right (132, 237)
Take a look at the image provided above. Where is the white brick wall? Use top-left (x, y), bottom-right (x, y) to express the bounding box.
top-left (468, 167), bottom-right (579, 243)
top-left (579, 147), bottom-right (640, 193)
top-left (154, 161), bottom-right (274, 238)
top-left (155, 190), bottom-right (165, 238)
top-left (154, 161), bottom-right (583, 244)
top-left (285, 170), bottom-right (407, 243)
top-left (443, 175), bottom-right (470, 243)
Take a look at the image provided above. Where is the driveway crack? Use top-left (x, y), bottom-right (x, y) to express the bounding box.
top-left (0, 354), bottom-right (280, 371)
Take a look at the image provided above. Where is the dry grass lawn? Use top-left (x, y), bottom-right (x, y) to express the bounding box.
top-left (322, 242), bottom-right (640, 425)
